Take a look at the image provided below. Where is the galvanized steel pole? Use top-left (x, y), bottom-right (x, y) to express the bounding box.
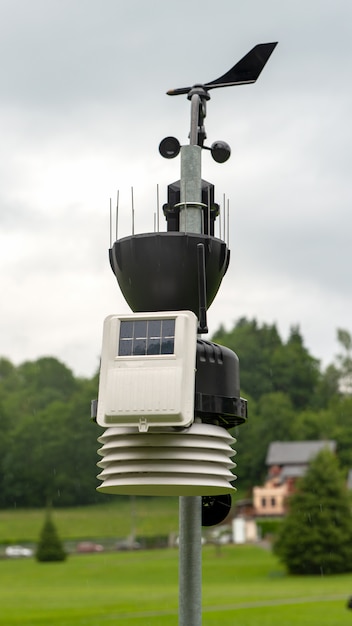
top-left (179, 144), bottom-right (202, 233)
top-left (179, 495), bottom-right (202, 626)
top-left (178, 93), bottom-right (203, 625)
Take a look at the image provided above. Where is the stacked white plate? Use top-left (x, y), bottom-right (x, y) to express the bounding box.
top-left (97, 422), bottom-right (237, 496)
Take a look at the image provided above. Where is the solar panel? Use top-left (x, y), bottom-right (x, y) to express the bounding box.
top-left (118, 319), bottom-right (176, 356)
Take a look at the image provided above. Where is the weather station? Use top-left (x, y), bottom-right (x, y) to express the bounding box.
top-left (92, 41), bottom-right (277, 626)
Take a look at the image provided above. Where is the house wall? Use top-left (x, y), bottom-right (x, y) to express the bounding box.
top-left (232, 517), bottom-right (259, 543)
top-left (253, 483), bottom-right (287, 516)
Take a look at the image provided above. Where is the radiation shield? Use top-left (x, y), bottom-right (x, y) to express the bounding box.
top-left (96, 422), bottom-right (237, 496)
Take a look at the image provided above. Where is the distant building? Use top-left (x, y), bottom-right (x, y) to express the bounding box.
top-left (253, 440), bottom-right (336, 517)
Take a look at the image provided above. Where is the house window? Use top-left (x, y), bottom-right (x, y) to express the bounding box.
top-left (261, 497), bottom-right (266, 508)
top-left (271, 497), bottom-right (276, 507)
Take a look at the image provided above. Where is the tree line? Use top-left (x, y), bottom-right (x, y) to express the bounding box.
top-left (213, 320), bottom-right (352, 490)
top-left (0, 357), bottom-right (103, 508)
top-left (0, 318), bottom-right (351, 508)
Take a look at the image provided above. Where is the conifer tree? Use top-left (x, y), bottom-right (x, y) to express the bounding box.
top-left (36, 510), bottom-right (66, 562)
top-left (274, 448), bottom-right (352, 575)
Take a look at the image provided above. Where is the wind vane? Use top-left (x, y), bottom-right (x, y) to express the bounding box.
top-left (161, 42), bottom-right (277, 153)
top-left (167, 42), bottom-right (277, 95)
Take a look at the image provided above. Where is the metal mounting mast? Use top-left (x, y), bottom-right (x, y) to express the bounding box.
top-left (94, 41), bottom-right (277, 626)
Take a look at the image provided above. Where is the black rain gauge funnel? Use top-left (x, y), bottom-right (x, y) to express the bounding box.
top-left (94, 41), bottom-right (277, 626)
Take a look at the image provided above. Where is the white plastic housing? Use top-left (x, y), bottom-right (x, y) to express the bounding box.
top-left (96, 310), bottom-right (198, 430)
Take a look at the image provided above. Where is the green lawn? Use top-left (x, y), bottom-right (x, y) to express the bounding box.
top-left (0, 497), bottom-right (179, 545)
top-left (0, 492), bottom-right (251, 546)
top-left (1, 544), bottom-right (352, 625)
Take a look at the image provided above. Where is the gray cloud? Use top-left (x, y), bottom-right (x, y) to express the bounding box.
top-left (0, 0), bottom-right (351, 375)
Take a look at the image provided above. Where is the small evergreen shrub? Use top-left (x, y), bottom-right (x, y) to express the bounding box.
top-left (36, 511), bottom-right (66, 562)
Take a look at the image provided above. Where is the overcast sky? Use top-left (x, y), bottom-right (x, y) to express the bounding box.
top-left (1, 0), bottom-right (351, 377)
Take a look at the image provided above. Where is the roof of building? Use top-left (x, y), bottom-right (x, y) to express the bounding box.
top-left (281, 464), bottom-right (307, 480)
top-left (266, 440), bottom-right (336, 466)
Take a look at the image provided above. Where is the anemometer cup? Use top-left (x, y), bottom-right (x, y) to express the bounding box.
top-left (210, 141), bottom-right (231, 163)
top-left (159, 136), bottom-right (181, 159)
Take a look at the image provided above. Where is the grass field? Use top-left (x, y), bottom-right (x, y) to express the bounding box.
top-left (0, 493), bottom-right (252, 546)
top-left (1, 544), bottom-right (352, 625)
top-left (0, 498), bottom-right (180, 546)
